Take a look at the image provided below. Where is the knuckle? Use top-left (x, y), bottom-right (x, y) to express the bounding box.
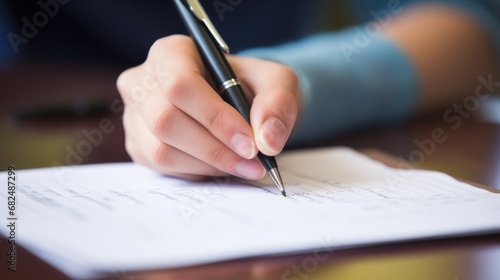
top-left (206, 108), bottom-right (228, 131)
top-left (116, 67), bottom-right (135, 98)
top-left (150, 104), bottom-right (178, 138)
top-left (151, 142), bottom-right (174, 167)
top-left (160, 73), bottom-right (192, 102)
top-left (206, 145), bottom-right (230, 169)
top-left (117, 66), bottom-right (153, 109)
top-left (168, 34), bottom-right (194, 46)
top-left (149, 35), bottom-right (193, 59)
top-left (148, 38), bottom-right (169, 58)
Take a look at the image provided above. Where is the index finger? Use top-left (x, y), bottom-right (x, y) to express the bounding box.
top-left (145, 36), bottom-right (259, 160)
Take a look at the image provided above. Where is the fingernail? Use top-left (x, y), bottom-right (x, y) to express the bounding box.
top-left (235, 159), bottom-right (266, 180)
top-left (258, 117), bottom-right (287, 155)
top-left (231, 133), bottom-right (256, 159)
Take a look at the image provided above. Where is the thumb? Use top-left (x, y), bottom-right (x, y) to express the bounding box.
top-left (232, 57), bottom-right (299, 156)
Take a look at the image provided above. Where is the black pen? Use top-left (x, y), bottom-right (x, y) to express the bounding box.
top-left (173, 0), bottom-right (286, 196)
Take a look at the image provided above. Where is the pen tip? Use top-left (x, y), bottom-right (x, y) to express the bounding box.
top-left (269, 168), bottom-right (286, 197)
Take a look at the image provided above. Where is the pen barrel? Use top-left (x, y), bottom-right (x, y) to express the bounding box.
top-left (174, 0), bottom-right (251, 125)
top-left (174, 0), bottom-right (278, 172)
top-left (257, 152), bottom-right (278, 172)
top-left (221, 86), bottom-right (251, 123)
top-left (174, 0), bottom-right (236, 87)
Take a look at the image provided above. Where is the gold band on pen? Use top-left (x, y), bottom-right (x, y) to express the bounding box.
top-left (220, 79), bottom-right (242, 93)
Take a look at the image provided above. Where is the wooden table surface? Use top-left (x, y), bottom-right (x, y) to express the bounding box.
top-left (1, 64), bottom-right (499, 280)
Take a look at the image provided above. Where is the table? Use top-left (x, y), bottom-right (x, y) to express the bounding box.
top-left (1, 64), bottom-right (499, 280)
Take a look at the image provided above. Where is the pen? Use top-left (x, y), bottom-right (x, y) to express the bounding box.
top-left (173, 0), bottom-right (286, 197)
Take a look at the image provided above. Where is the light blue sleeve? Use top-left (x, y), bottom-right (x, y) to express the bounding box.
top-left (240, 31), bottom-right (419, 147)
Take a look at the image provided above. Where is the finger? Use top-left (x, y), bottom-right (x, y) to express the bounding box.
top-left (156, 72), bottom-right (258, 160)
top-left (148, 36), bottom-right (258, 159)
top-left (118, 64), bottom-right (264, 180)
top-left (231, 57), bottom-right (299, 156)
top-left (137, 95), bottom-right (265, 180)
top-left (123, 107), bottom-right (225, 179)
top-left (124, 105), bottom-right (265, 180)
top-left (121, 36), bottom-right (258, 160)
top-left (126, 138), bottom-right (216, 181)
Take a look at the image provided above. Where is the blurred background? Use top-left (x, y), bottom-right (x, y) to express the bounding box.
top-left (1, 2), bottom-right (500, 280)
top-left (0, 0), bottom-right (164, 170)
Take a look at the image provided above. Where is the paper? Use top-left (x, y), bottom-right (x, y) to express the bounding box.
top-left (1, 147), bottom-right (499, 279)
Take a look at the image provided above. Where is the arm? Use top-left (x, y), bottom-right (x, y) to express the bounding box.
top-left (384, 2), bottom-right (498, 113)
top-left (241, 0), bottom-right (500, 145)
top-left (117, 0), bottom-right (499, 180)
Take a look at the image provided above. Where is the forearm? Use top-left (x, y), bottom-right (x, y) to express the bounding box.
top-left (383, 3), bottom-right (498, 114)
top-left (239, 32), bottom-right (419, 146)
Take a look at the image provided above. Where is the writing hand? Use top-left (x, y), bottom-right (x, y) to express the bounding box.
top-left (117, 35), bottom-right (299, 181)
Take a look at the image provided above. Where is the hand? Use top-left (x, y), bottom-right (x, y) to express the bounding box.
top-left (117, 35), bottom-right (299, 181)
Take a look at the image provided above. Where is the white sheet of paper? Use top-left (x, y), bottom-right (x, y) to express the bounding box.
top-left (1, 147), bottom-right (499, 279)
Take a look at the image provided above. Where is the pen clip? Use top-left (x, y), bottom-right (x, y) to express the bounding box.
top-left (185, 0), bottom-right (230, 53)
